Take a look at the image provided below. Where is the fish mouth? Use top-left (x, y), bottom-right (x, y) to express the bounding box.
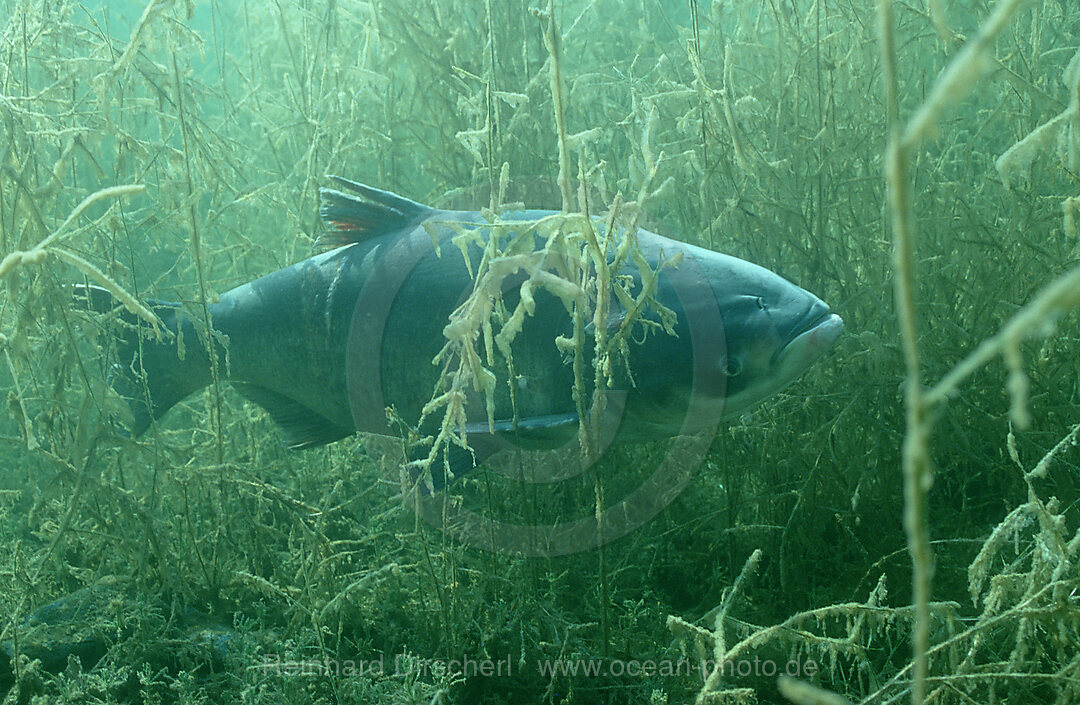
top-left (773, 302), bottom-right (844, 367)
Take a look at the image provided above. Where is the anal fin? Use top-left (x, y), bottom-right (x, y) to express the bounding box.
top-left (232, 383), bottom-right (353, 450)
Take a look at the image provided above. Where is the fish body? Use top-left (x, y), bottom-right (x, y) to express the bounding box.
top-left (105, 178), bottom-right (843, 471)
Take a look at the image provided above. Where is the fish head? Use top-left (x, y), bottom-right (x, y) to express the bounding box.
top-left (692, 250), bottom-right (844, 419)
top-left (613, 237), bottom-right (842, 434)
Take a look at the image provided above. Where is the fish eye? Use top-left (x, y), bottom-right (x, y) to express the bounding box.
top-left (721, 356), bottom-right (743, 377)
top-left (755, 296), bottom-right (767, 310)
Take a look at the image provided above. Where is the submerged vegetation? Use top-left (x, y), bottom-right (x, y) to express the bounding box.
top-left (1, 0), bottom-right (1079, 703)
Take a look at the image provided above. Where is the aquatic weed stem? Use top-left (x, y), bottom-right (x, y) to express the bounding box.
top-left (878, 0), bottom-right (931, 701)
top-left (538, 0), bottom-right (573, 213)
top-left (172, 55), bottom-right (225, 468)
top-left (878, 0), bottom-right (1027, 702)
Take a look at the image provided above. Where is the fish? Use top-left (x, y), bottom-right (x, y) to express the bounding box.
top-left (0, 582), bottom-right (241, 690)
top-left (86, 176), bottom-right (843, 483)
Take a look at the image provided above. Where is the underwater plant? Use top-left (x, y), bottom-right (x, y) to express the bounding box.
top-left (0, 0), bottom-right (1078, 704)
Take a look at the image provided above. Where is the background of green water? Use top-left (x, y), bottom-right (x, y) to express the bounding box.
top-left (1, 0), bottom-right (1078, 702)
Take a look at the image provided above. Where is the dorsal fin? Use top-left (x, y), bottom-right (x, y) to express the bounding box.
top-left (316, 176), bottom-right (432, 251)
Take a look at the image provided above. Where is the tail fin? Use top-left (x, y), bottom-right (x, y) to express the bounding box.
top-left (73, 285), bottom-right (213, 435)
